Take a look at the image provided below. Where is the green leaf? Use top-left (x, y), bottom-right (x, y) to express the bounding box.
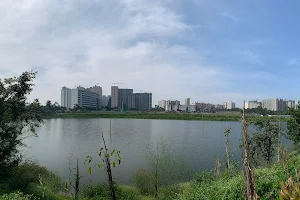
top-left (98, 163), bottom-right (103, 168)
top-left (111, 149), bottom-right (116, 156)
top-left (112, 161), bottom-right (116, 167)
top-left (88, 166), bottom-right (92, 174)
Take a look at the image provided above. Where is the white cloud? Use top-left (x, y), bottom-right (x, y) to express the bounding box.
top-left (220, 12), bottom-right (238, 24)
top-left (288, 58), bottom-right (300, 66)
top-left (239, 51), bottom-right (263, 65)
top-left (0, 0), bottom-right (265, 106)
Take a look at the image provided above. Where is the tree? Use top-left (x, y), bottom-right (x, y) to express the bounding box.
top-left (248, 119), bottom-right (280, 165)
top-left (85, 132), bottom-right (121, 200)
top-left (143, 137), bottom-right (187, 197)
top-left (287, 103), bottom-right (300, 151)
top-left (224, 127), bottom-right (231, 171)
top-left (0, 71), bottom-right (42, 176)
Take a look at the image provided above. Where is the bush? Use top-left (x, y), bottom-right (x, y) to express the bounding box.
top-left (82, 183), bottom-right (110, 199)
top-left (0, 192), bottom-right (35, 200)
top-left (158, 185), bottom-right (182, 200)
top-left (177, 164), bottom-right (288, 200)
top-left (192, 171), bottom-right (215, 186)
top-left (132, 169), bottom-right (155, 195)
top-left (82, 183), bottom-right (140, 200)
top-left (10, 162), bottom-right (62, 192)
top-left (115, 185), bottom-right (140, 200)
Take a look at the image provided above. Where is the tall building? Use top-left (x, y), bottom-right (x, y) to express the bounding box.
top-left (158, 100), bottom-right (167, 110)
top-left (215, 104), bottom-right (223, 109)
top-left (185, 98), bottom-right (190, 106)
top-left (286, 100), bottom-right (296, 109)
top-left (101, 95), bottom-right (111, 107)
top-left (195, 102), bottom-right (215, 112)
top-left (245, 100), bottom-right (261, 109)
top-left (134, 93), bottom-right (152, 110)
top-left (61, 87), bottom-right (72, 109)
top-left (223, 101), bottom-right (236, 109)
top-left (71, 86), bottom-right (100, 109)
top-left (165, 100), bottom-right (180, 111)
top-left (88, 85), bottom-right (102, 106)
top-left (118, 88), bottom-right (133, 109)
top-left (262, 98), bottom-right (287, 112)
top-left (111, 86), bottom-right (119, 108)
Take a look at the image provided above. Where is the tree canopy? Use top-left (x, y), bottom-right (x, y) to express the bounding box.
top-left (0, 71), bottom-right (42, 176)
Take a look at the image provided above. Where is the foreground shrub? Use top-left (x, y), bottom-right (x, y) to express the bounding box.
top-left (82, 183), bottom-right (140, 200)
top-left (158, 185), bottom-right (182, 200)
top-left (132, 169), bottom-right (155, 195)
top-left (192, 171), bottom-right (215, 186)
top-left (0, 192), bottom-right (34, 200)
top-left (177, 164), bottom-right (286, 200)
top-left (10, 162), bottom-right (62, 192)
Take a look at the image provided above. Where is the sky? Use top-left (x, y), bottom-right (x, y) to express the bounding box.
top-left (0, 0), bottom-right (300, 107)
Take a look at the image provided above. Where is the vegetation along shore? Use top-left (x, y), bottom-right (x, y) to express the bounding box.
top-left (2, 72), bottom-right (300, 200)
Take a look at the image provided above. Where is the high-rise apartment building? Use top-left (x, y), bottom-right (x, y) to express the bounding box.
top-left (223, 101), bottom-right (236, 109)
top-left (134, 93), bottom-right (152, 110)
top-left (165, 100), bottom-right (180, 111)
top-left (185, 98), bottom-right (190, 106)
top-left (61, 87), bottom-right (72, 109)
top-left (262, 98), bottom-right (287, 112)
top-left (215, 104), bottom-right (224, 109)
top-left (158, 100), bottom-right (167, 110)
top-left (111, 86), bottom-right (119, 108)
top-left (88, 85), bottom-right (102, 106)
top-left (70, 86), bottom-right (100, 109)
top-left (286, 100), bottom-right (296, 109)
top-left (195, 102), bottom-right (215, 112)
top-left (118, 88), bottom-right (133, 109)
top-left (245, 101), bottom-right (261, 109)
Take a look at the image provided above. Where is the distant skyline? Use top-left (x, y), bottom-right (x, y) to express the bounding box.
top-left (1, 0), bottom-right (300, 107)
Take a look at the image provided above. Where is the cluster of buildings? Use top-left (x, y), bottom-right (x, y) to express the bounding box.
top-left (245, 99), bottom-right (296, 112)
top-left (61, 85), bottom-right (296, 113)
top-left (61, 85), bottom-right (152, 110)
top-left (111, 86), bottom-right (152, 110)
top-left (157, 99), bottom-right (236, 112)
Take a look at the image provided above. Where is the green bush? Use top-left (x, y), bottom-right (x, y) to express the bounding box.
top-left (0, 192), bottom-right (35, 200)
top-left (82, 183), bottom-right (140, 200)
top-left (158, 185), bottom-right (182, 200)
top-left (177, 164), bottom-right (287, 200)
top-left (10, 162), bottom-right (62, 192)
top-left (192, 171), bottom-right (215, 186)
top-left (25, 183), bottom-right (69, 200)
top-left (132, 169), bottom-right (155, 195)
top-left (82, 183), bottom-right (110, 199)
top-left (115, 185), bottom-right (140, 200)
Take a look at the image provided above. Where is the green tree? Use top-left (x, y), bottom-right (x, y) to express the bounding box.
top-left (0, 71), bottom-right (42, 176)
top-left (287, 103), bottom-right (300, 151)
top-left (133, 137), bottom-right (188, 197)
top-left (248, 119), bottom-right (280, 165)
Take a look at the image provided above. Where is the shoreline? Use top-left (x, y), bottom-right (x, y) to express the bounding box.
top-left (44, 112), bottom-right (289, 122)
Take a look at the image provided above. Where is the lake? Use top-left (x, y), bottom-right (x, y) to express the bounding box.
top-left (24, 118), bottom-right (289, 185)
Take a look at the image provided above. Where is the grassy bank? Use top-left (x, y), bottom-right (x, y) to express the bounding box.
top-left (46, 112), bottom-right (289, 122)
top-left (2, 153), bottom-right (299, 200)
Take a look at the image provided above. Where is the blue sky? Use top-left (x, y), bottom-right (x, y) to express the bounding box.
top-left (0, 0), bottom-right (299, 107)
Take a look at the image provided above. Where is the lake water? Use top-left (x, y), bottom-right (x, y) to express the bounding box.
top-left (24, 118), bottom-right (290, 185)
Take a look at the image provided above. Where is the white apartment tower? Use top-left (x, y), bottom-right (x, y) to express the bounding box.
top-left (185, 98), bottom-right (191, 106)
top-left (223, 101), bottom-right (236, 109)
top-left (245, 101), bottom-right (261, 109)
top-left (61, 87), bottom-right (72, 109)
